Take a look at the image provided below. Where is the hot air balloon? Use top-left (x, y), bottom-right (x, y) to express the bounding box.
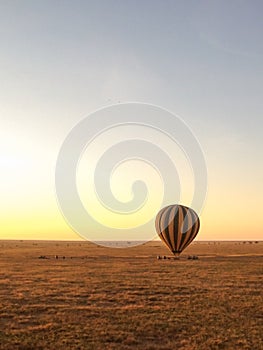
top-left (155, 204), bottom-right (200, 256)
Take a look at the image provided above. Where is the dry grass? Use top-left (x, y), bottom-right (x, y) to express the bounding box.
top-left (0, 240), bottom-right (262, 349)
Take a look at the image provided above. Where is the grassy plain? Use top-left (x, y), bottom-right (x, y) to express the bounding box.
top-left (0, 240), bottom-right (262, 350)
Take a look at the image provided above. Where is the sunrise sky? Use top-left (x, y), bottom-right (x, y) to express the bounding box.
top-left (1, 1), bottom-right (262, 241)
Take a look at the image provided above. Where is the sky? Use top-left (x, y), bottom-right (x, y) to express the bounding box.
top-left (0, 0), bottom-right (263, 241)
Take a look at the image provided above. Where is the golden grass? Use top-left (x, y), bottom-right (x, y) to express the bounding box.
top-left (0, 240), bottom-right (262, 349)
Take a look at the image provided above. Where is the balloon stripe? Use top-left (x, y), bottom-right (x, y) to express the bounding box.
top-left (163, 206), bottom-right (175, 253)
top-left (179, 206), bottom-right (191, 251)
top-left (168, 205), bottom-right (178, 253)
top-left (181, 210), bottom-right (199, 251)
top-left (176, 206), bottom-right (184, 252)
top-left (184, 211), bottom-right (197, 251)
top-left (156, 207), bottom-right (168, 245)
top-left (159, 207), bottom-right (172, 251)
top-left (181, 207), bottom-right (194, 251)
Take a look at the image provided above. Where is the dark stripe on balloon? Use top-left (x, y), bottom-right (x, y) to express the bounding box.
top-left (168, 205), bottom-right (178, 253)
top-left (157, 206), bottom-right (173, 253)
top-left (181, 209), bottom-right (199, 251)
top-left (162, 206), bottom-right (174, 253)
top-left (155, 207), bottom-right (165, 234)
top-left (177, 206), bottom-right (184, 253)
top-left (155, 207), bottom-right (167, 243)
top-left (179, 206), bottom-right (191, 251)
top-left (186, 213), bottom-right (199, 248)
top-left (180, 209), bottom-right (195, 252)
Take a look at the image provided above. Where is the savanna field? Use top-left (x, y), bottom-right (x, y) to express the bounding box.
top-left (0, 241), bottom-right (262, 350)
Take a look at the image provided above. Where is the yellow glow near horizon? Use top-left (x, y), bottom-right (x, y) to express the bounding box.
top-left (1, 143), bottom-right (262, 241)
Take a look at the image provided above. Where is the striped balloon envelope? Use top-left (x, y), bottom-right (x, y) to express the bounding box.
top-left (155, 204), bottom-right (200, 256)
